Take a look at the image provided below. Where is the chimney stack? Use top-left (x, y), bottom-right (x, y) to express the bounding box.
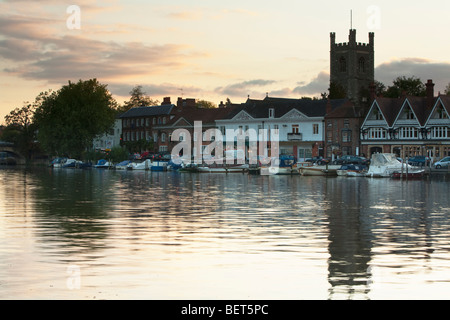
top-left (426, 79), bottom-right (435, 108)
top-left (162, 97), bottom-right (171, 105)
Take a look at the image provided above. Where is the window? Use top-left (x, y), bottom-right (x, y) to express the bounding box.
top-left (358, 57), bottom-right (366, 73)
top-left (368, 128), bottom-right (387, 139)
top-left (163, 117), bottom-right (167, 124)
top-left (342, 129), bottom-right (352, 142)
top-left (344, 119), bottom-right (350, 128)
top-left (399, 127), bottom-right (418, 139)
top-left (161, 133), bottom-right (166, 142)
top-left (146, 118), bottom-right (150, 126)
top-left (269, 108), bottom-right (275, 118)
top-left (431, 127), bottom-right (450, 139)
top-left (339, 57), bottom-right (347, 72)
top-left (292, 125), bottom-right (299, 134)
top-left (313, 124), bottom-right (319, 135)
top-left (153, 118), bottom-right (156, 125)
top-left (327, 130), bottom-right (333, 143)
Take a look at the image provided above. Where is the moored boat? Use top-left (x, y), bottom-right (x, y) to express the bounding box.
top-left (337, 164), bottom-right (367, 177)
top-left (366, 153), bottom-right (412, 178)
top-left (197, 163), bottom-right (249, 173)
top-left (127, 159), bottom-right (151, 170)
top-left (94, 159), bottom-right (112, 169)
top-left (391, 170), bottom-right (426, 179)
top-left (115, 160), bottom-right (131, 170)
top-left (299, 165), bottom-right (340, 176)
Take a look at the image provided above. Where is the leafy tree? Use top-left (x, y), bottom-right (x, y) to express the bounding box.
top-left (196, 99), bottom-right (217, 109)
top-left (119, 86), bottom-right (159, 112)
top-left (33, 79), bottom-right (117, 158)
top-left (328, 82), bottom-right (347, 99)
top-left (384, 76), bottom-right (426, 98)
top-left (444, 83), bottom-right (450, 96)
top-left (2, 100), bottom-right (42, 160)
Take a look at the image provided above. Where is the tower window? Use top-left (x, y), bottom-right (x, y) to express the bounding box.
top-left (339, 57), bottom-right (347, 72)
top-left (358, 57), bottom-right (366, 73)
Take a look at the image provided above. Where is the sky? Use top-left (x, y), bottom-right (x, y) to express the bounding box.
top-left (0, 0), bottom-right (449, 122)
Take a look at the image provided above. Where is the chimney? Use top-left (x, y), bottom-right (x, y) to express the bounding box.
top-left (177, 97), bottom-right (183, 112)
top-left (326, 98), bottom-right (332, 115)
top-left (219, 101), bottom-right (226, 109)
top-left (426, 79), bottom-right (435, 108)
top-left (162, 97), bottom-right (171, 105)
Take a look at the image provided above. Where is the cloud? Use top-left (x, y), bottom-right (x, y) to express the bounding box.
top-left (108, 82), bottom-right (204, 99)
top-left (0, 11), bottom-right (206, 84)
top-left (375, 58), bottom-right (450, 91)
top-left (293, 71), bottom-right (329, 95)
top-left (215, 79), bottom-right (276, 97)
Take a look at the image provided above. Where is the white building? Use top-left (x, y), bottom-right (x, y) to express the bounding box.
top-left (216, 97), bottom-right (349, 162)
top-left (92, 118), bottom-right (122, 151)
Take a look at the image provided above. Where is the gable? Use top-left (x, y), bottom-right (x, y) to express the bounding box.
top-left (280, 108), bottom-right (309, 121)
top-left (393, 100), bottom-right (420, 126)
top-left (426, 97), bottom-right (450, 125)
top-left (362, 101), bottom-right (388, 126)
top-left (231, 110), bottom-right (254, 121)
top-left (172, 117), bottom-right (192, 127)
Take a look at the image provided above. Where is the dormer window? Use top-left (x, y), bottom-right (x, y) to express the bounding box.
top-left (269, 108), bottom-right (275, 118)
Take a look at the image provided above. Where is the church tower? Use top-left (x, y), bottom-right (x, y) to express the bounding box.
top-left (330, 29), bottom-right (374, 104)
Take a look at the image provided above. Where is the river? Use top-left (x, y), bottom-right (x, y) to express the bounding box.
top-left (0, 167), bottom-right (449, 300)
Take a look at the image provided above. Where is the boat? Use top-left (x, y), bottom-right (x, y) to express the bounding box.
top-left (50, 157), bottom-right (66, 168)
top-left (151, 161), bottom-right (168, 172)
top-left (366, 153), bottom-right (413, 178)
top-left (276, 155), bottom-right (300, 175)
top-left (115, 160), bottom-right (131, 170)
top-left (75, 161), bottom-right (92, 169)
top-left (127, 159), bottom-right (151, 170)
top-left (178, 163), bottom-right (200, 173)
top-left (62, 159), bottom-right (77, 168)
top-left (337, 164), bottom-right (367, 177)
top-left (94, 159), bottom-right (112, 169)
top-left (299, 165), bottom-right (340, 176)
top-left (197, 163), bottom-right (249, 173)
top-left (391, 170), bottom-right (426, 179)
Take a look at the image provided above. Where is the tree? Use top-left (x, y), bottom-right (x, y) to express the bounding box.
top-left (328, 82), bottom-right (347, 99)
top-left (384, 76), bottom-right (426, 98)
top-left (2, 98), bottom-right (43, 160)
top-left (196, 100), bottom-right (216, 109)
top-left (445, 83), bottom-right (450, 96)
top-left (119, 86), bottom-right (159, 112)
top-left (33, 79), bottom-right (117, 158)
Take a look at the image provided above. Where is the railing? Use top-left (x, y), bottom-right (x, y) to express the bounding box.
top-left (287, 133), bottom-right (302, 141)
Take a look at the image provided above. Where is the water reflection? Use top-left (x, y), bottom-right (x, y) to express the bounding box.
top-left (0, 168), bottom-right (449, 299)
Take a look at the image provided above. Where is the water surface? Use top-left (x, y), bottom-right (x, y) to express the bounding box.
top-left (0, 168), bottom-right (449, 300)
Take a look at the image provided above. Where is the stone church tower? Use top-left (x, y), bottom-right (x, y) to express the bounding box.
top-left (330, 29), bottom-right (374, 104)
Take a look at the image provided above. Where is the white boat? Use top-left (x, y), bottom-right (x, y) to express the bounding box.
top-left (197, 164), bottom-right (249, 173)
top-left (94, 159), bottom-right (111, 169)
top-left (366, 153), bottom-right (413, 178)
top-left (337, 164), bottom-right (368, 177)
top-left (127, 159), bottom-right (151, 170)
top-left (299, 165), bottom-right (340, 176)
top-left (115, 160), bottom-right (131, 170)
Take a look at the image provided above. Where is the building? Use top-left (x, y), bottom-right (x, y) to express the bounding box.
top-left (324, 99), bottom-right (364, 159)
top-left (92, 117), bottom-right (122, 151)
top-left (216, 96), bottom-right (353, 162)
top-left (330, 29), bottom-right (375, 105)
top-left (153, 98), bottom-right (236, 156)
top-left (119, 100), bottom-right (176, 153)
top-left (360, 80), bottom-right (450, 160)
